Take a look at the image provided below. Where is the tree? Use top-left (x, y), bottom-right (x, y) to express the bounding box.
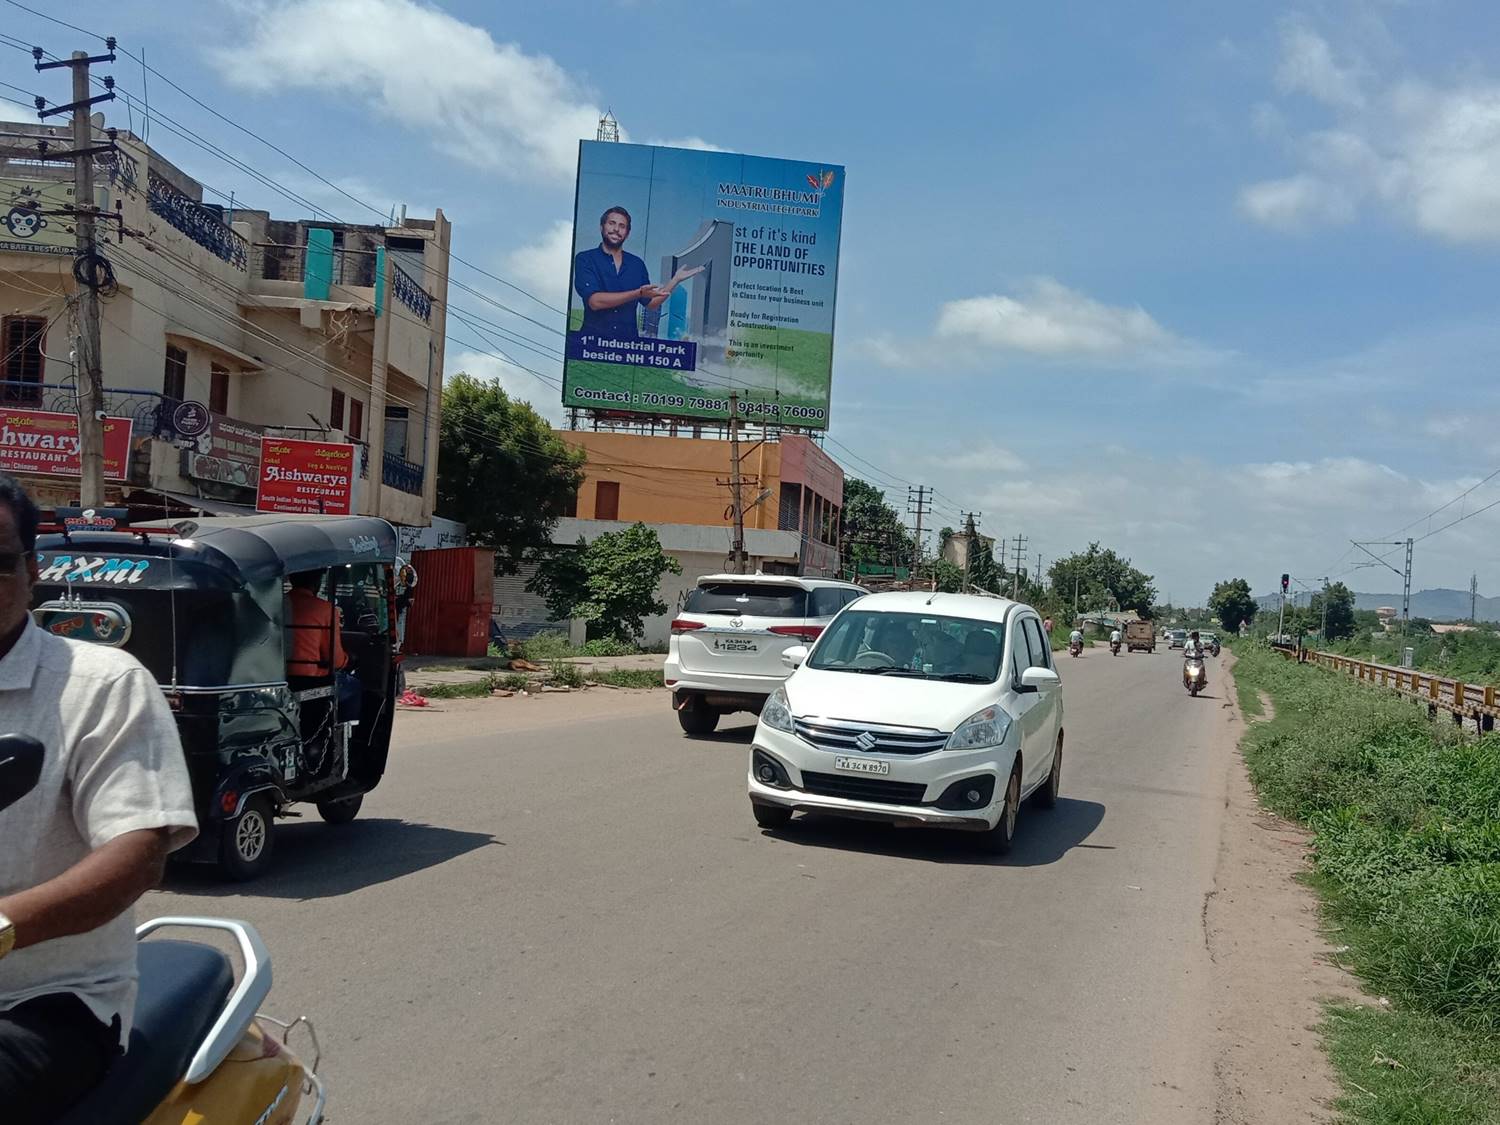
top-left (932, 558), bottom-right (965, 593)
top-left (1208, 578), bottom-right (1258, 634)
top-left (1310, 581), bottom-right (1356, 640)
top-left (529, 522), bottom-right (682, 642)
top-left (841, 479), bottom-right (914, 576)
top-left (1047, 543), bottom-right (1157, 616)
top-left (437, 373), bottom-right (586, 574)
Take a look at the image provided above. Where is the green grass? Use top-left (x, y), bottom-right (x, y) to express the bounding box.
top-left (1229, 641), bottom-right (1500, 1123)
top-left (547, 659), bottom-right (586, 689)
top-left (516, 631), bottom-right (578, 661)
top-left (1321, 629), bottom-right (1500, 685)
top-left (421, 675), bottom-right (497, 699)
top-left (498, 672), bottom-right (531, 692)
top-left (587, 668), bottom-right (665, 690)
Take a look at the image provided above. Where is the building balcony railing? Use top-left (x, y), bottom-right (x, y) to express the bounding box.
top-left (0, 380), bottom-right (173, 436)
top-left (147, 171), bottom-right (248, 271)
top-left (381, 450), bottom-right (423, 495)
top-left (391, 265), bottom-right (433, 321)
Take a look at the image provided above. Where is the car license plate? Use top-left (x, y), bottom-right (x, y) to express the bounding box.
top-left (834, 756), bottom-right (890, 775)
top-left (712, 635), bottom-right (758, 653)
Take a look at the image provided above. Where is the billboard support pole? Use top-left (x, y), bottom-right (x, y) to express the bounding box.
top-left (728, 393), bottom-right (747, 574)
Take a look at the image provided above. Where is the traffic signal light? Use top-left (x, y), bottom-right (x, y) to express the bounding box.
top-left (1281, 573), bottom-right (1290, 594)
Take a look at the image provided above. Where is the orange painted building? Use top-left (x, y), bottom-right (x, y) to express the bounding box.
top-left (555, 430), bottom-right (844, 574)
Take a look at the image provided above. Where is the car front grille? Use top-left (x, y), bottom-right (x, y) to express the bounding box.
top-left (793, 718), bottom-right (949, 756)
top-left (799, 771), bottom-right (929, 805)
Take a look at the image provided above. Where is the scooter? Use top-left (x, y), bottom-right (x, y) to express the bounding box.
top-left (0, 736), bottom-right (325, 1125)
top-left (1183, 656), bottom-right (1207, 696)
top-left (1110, 640), bottom-right (1121, 656)
top-left (1069, 639), bottom-right (1083, 658)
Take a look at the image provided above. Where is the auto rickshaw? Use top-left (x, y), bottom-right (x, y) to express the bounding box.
top-left (31, 515), bottom-right (400, 880)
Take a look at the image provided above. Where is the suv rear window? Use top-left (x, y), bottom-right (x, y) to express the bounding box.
top-left (809, 587), bottom-right (856, 618)
top-left (684, 583), bottom-right (808, 618)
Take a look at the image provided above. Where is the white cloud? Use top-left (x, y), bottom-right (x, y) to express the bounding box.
top-left (930, 444), bottom-right (1026, 473)
top-left (447, 349), bottom-right (564, 424)
top-left (648, 136), bottom-right (726, 152)
top-left (1238, 173), bottom-right (1355, 228)
top-left (1274, 20), bottom-right (1365, 109)
top-left (1244, 23), bottom-right (1500, 243)
top-left (502, 220), bottom-right (574, 307)
top-left (219, 0), bottom-right (606, 181)
top-left (934, 278), bottom-right (1177, 359)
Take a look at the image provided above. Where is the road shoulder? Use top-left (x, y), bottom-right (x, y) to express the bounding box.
top-left (1207, 654), bottom-right (1365, 1124)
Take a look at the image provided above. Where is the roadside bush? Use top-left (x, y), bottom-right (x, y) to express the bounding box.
top-left (581, 636), bottom-right (636, 657)
top-left (547, 659), bottom-right (585, 689)
top-left (498, 672), bottom-right (531, 692)
top-left (1234, 644), bottom-right (1500, 1036)
top-left (517, 632), bottom-right (576, 661)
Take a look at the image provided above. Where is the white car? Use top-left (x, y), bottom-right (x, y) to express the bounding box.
top-left (666, 574), bottom-right (866, 736)
top-left (747, 592), bottom-right (1064, 855)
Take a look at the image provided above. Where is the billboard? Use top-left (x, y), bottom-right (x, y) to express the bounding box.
top-left (0, 409), bottom-right (132, 479)
top-left (255, 437), bottom-right (355, 515)
top-left (563, 141), bottom-right (844, 429)
top-left (0, 179), bottom-right (108, 256)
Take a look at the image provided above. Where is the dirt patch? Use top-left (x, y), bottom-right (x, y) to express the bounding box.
top-left (1207, 663), bottom-right (1365, 1123)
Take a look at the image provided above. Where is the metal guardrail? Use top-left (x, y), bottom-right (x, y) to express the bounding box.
top-left (1274, 644), bottom-right (1497, 729)
top-left (148, 171), bottom-right (248, 271)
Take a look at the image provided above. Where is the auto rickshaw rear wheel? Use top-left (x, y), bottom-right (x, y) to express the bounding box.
top-left (317, 795), bottom-right (363, 824)
top-left (220, 793), bottom-right (276, 881)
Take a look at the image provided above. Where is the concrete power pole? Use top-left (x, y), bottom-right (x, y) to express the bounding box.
top-left (1010, 534), bottom-right (1029, 600)
top-left (907, 486), bottom-right (931, 587)
top-left (727, 393), bottom-right (746, 574)
top-left (960, 512), bottom-right (979, 593)
top-left (1471, 572), bottom-right (1478, 624)
top-left (35, 46), bottom-right (117, 506)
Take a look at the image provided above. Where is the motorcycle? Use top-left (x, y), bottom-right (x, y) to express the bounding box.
top-left (0, 736), bottom-right (326, 1125)
top-left (1110, 639), bottom-right (1121, 656)
top-left (1183, 656), bottom-right (1207, 696)
top-left (1069, 639), bottom-right (1083, 658)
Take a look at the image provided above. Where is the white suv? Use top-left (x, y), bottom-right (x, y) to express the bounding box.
top-left (666, 574), bottom-right (866, 736)
top-left (747, 592), bottom-right (1064, 855)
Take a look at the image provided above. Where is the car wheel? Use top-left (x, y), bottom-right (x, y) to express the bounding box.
top-left (317, 794), bottom-right (363, 824)
top-left (751, 802), bottom-right (793, 830)
top-left (220, 793), bottom-right (275, 881)
top-left (1034, 739), bottom-right (1061, 809)
top-left (677, 702), bottom-right (720, 736)
top-left (977, 765), bottom-right (1022, 855)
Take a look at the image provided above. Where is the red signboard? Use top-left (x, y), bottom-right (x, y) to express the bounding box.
top-left (255, 437), bottom-right (356, 515)
top-left (0, 409), bottom-right (133, 479)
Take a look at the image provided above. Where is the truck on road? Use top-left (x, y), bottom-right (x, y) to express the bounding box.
top-left (1125, 620), bottom-right (1156, 653)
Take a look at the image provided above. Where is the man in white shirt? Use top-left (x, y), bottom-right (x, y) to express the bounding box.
top-left (1183, 630), bottom-right (1205, 659)
top-left (0, 474), bottom-right (198, 1124)
top-left (1069, 627), bottom-right (1084, 647)
top-left (1109, 627), bottom-right (1122, 646)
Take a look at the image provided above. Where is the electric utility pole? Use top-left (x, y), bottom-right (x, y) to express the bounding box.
top-left (727, 393), bottom-right (746, 573)
top-left (1320, 576), bottom-right (1331, 642)
top-left (907, 486), bottom-right (932, 587)
top-left (1351, 538), bottom-right (1415, 636)
top-left (34, 44), bottom-right (118, 506)
top-left (1010, 534), bottom-right (1029, 600)
top-left (959, 512), bottom-right (980, 592)
top-left (1471, 572), bottom-right (1479, 624)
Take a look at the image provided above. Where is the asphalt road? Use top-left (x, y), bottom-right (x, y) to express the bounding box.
top-left (145, 647), bottom-right (1236, 1125)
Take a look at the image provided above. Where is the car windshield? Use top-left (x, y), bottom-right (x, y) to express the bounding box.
top-left (807, 610), bottom-right (1005, 682)
top-left (684, 582), bottom-right (807, 618)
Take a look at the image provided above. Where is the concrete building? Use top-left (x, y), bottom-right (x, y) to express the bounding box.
top-left (556, 428), bottom-right (844, 576)
top-left (0, 117), bottom-right (450, 527)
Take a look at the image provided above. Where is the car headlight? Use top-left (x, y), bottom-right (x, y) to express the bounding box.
top-left (760, 686), bottom-right (794, 733)
top-left (945, 705), bottom-right (1012, 751)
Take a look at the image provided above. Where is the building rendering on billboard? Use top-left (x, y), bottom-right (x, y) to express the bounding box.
top-left (563, 141), bottom-right (844, 429)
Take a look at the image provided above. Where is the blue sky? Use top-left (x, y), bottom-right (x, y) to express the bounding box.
top-left (6, 0), bottom-right (1500, 605)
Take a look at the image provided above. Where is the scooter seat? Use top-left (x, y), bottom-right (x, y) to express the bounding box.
top-left (58, 939), bottom-right (235, 1125)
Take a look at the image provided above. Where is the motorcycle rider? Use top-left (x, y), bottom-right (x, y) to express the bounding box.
top-left (1109, 626), bottom-right (1122, 650)
top-left (1182, 630), bottom-right (1205, 659)
top-left (1068, 626), bottom-right (1084, 654)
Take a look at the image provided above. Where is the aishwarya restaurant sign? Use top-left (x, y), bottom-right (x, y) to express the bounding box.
top-left (255, 437), bottom-right (355, 515)
top-left (0, 409), bottom-right (133, 479)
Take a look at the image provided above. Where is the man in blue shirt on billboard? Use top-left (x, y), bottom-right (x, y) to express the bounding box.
top-left (573, 206), bottom-right (699, 340)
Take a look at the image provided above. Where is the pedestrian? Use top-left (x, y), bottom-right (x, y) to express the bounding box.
top-left (395, 557), bottom-right (418, 651)
top-left (0, 473), bottom-right (198, 1123)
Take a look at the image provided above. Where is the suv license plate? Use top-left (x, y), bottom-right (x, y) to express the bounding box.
top-left (834, 756), bottom-right (890, 775)
top-left (712, 636), bottom-right (758, 653)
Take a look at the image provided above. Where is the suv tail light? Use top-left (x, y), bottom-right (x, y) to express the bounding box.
top-left (768, 624), bottom-right (824, 641)
top-left (670, 618), bottom-right (707, 634)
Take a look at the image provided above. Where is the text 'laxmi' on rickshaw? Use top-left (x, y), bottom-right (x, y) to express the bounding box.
top-left (30, 515), bottom-right (401, 880)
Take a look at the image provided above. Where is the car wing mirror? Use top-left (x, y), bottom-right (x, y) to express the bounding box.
top-left (781, 644), bottom-right (809, 669)
top-left (1020, 667), bottom-right (1061, 692)
top-left (0, 735), bottom-right (44, 813)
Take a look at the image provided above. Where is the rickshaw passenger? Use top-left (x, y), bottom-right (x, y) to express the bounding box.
top-left (288, 572), bottom-right (360, 721)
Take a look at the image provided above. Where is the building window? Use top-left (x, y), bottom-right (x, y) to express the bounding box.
top-left (209, 363), bottom-right (229, 413)
top-left (330, 387), bottom-right (345, 430)
top-left (163, 345), bottom-right (187, 401)
top-left (384, 405), bottom-right (409, 460)
top-left (1, 316), bottom-right (46, 404)
top-left (595, 480), bottom-right (620, 521)
top-left (348, 398), bottom-right (364, 440)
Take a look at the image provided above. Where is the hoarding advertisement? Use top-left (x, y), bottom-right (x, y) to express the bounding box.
top-left (0, 409), bottom-right (133, 479)
top-left (255, 437), bottom-right (355, 515)
top-left (563, 141), bottom-right (844, 429)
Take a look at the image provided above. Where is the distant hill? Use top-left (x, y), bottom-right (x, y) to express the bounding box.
top-left (1255, 588), bottom-right (1500, 623)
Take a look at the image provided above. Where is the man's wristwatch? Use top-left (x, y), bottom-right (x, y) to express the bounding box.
top-left (0, 911), bottom-right (14, 960)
